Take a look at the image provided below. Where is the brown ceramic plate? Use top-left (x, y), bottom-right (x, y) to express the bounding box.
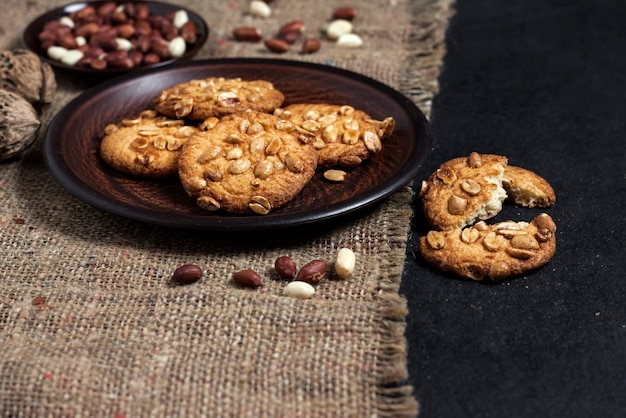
top-left (44, 58), bottom-right (432, 231)
top-left (21, 0), bottom-right (209, 77)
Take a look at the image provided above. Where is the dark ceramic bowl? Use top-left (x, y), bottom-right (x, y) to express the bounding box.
top-left (21, 0), bottom-right (208, 77)
top-left (44, 58), bottom-right (432, 231)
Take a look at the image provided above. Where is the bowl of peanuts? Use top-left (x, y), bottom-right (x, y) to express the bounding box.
top-left (21, 1), bottom-right (209, 77)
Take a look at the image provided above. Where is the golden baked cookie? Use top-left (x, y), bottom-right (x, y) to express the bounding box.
top-left (178, 111), bottom-right (318, 215)
top-left (419, 152), bottom-right (509, 231)
top-left (153, 77), bottom-right (285, 120)
top-left (274, 103), bottom-right (395, 169)
top-left (99, 109), bottom-right (197, 178)
top-left (502, 165), bottom-right (556, 208)
top-left (419, 213), bottom-right (557, 281)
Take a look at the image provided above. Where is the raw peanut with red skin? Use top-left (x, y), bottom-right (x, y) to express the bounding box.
top-left (233, 26), bottom-right (263, 42)
top-left (295, 259), bottom-right (327, 284)
top-left (134, 4), bottom-right (151, 20)
top-left (150, 38), bottom-right (171, 58)
top-left (264, 38), bottom-right (290, 53)
top-left (143, 52), bottom-right (161, 66)
top-left (332, 7), bottom-right (357, 21)
top-left (105, 50), bottom-right (134, 68)
top-left (171, 264), bottom-right (203, 285)
top-left (90, 58), bottom-right (107, 70)
top-left (129, 50), bottom-right (144, 66)
top-left (232, 269), bottom-right (264, 288)
top-left (301, 38), bottom-right (321, 54)
top-left (278, 20), bottom-right (305, 44)
top-left (135, 21), bottom-right (152, 37)
top-left (97, 2), bottom-right (117, 17)
top-left (90, 31), bottom-right (118, 50)
top-left (180, 21), bottom-right (198, 43)
top-left (275, 256), bottom-right (297, 279)
top-left (75, 22), bottom-right (101, 38)
top-left (74, 5), bottom-right (96, 20)
top-left (116, 23), bottom-right (135, 39)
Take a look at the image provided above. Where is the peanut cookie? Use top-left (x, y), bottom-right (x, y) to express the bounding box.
top-left (419, 152), bottom-right (509, 231)
top-left (99, 109), bottom-right (197, 178)
top-left (503, 165), bottom-right (556, 208)
top-left (177, 110), bottom-right (318, 215)
top-left (274, 103), bottom-right (395, 168)
top-left (153, 77), bottom-right (285, 120)
top-left (419, 213), bottom-right (557, 281)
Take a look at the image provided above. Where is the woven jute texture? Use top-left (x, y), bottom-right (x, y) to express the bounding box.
top-left (0, 0), bottom-right (454, 416)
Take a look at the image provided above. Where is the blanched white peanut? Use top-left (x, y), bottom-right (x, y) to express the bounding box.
top-left (249, 0), bottom-right (271, 18)
top-left (47, 46), bottom-right (68, 61)
top-left (60, 49), bottom-right (84, 66)
top-left (326, 19), bottom-right (353, 40)
top-left (336, 33), bottom-right (363, 48)
top-left (59, 16), bottom-right (74, 28)
top-left (335, 247), bottom-right (356, 279)
top-left (173, 10), bottom-right (189, 28)
top-left (116, 38), bottom-right (133, 51)
top-left (283, 281), bottom-right (315, 299)
top-left (168, 37), bottom-right (187, 58)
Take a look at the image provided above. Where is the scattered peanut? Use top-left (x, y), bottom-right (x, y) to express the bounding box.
top-left (326, 19), bottom-right (353, 40)
top-left (332, 7), bottom-right (357, 21)
top-left (232, 269), bottom-right (264, 288)
top-left (295, 259), bottom-right (327, 284)
top-left (171, 264), bottom-right (203, 285)
top-left (283, 281), bottom-right (316, 299)
top-left (301, 38), bottom-right (321, 54)
top-left (335, 248), bottom-right (356, 279)
top-left (264, 38), bottom-right (290, 53)
top-left (233, 26), bottom-right (263, 42)
top-left (336, 33), bottom-right (363, 48)
top-left (278, 20), bottom-right (305, 44)
top-left (275, 255), bottom-right (298, 279)
top-left (249, 0), bottom-right (272, 18)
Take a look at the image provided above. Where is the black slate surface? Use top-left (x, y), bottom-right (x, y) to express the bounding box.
top-left (401, 0), bottom-right (626, 416)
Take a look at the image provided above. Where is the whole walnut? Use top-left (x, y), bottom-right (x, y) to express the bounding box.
top-left (0, 49), bottom-right (56, 107)
top-left (0, 89), bottom-right (41, 161)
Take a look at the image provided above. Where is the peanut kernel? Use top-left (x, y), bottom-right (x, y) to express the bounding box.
top-left (426, 231), bottom-right (445, 250)
top-left (461, 179), bottom-right (481, 195)
top-left (335, 248), bottom-right (356, 279)
top-left (447, 195), bottom-right (467, 215)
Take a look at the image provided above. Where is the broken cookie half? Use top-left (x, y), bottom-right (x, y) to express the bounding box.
top-left (502, 165), bottom-right (556, 208)
top-left (419, 213), bottom-right (557, 282)
top-left (419, 152), bottom-right (508, 231)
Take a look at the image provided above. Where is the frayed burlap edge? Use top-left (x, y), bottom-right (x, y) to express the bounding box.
top-left (374, 1), bottom-right (456, 416)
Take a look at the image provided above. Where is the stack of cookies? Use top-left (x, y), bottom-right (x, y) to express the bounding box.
top-left (418, 152), bottom-right (557, 282)
top-left (99, 77), bottom-right (395, 215)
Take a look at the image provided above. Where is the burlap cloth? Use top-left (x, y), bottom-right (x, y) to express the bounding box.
top-left (0, 1), bottom-right (454, 416)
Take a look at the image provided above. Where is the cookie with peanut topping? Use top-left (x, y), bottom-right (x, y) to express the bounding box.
top-left (153, 77), bottom-right (285, 120)
top-left (419, 152), bottom-right (509, 231)
top-left (502, 165), bottom-right (556, 208)
top-left (99, 109), bottom-right (198, 178)
top-left (177, 110), bottom-right (318, 215)
top-left (419, 213), bottom-right (557, 281)
top-left (274, 103), bottom-right (395, 169)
